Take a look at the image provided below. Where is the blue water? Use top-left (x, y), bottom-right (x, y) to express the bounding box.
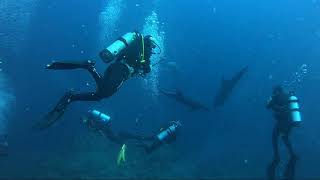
top-left (1, 0), bottom-right (320, 178)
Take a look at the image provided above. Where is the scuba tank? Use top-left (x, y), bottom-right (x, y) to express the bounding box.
top-left (99, 32), bottom-right (139, 64)
top-left (288, 92), bottom-right (302, 124)
top-left (86, 109), bottom-right (111, 127)
top-left (157, 121), bottom-right (181, 142)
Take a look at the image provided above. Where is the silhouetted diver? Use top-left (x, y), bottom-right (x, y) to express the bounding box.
top-left (33, 32), bottom-right (156, 130)
top-left (160, 89), bottom-right (210, 111)
top-left (213, 66), bottom-right (248, 108)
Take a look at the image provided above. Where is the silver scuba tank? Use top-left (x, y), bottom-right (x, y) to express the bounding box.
top-left (87, 109), bottom-right (111, 125)
top-left (99, 32), bottom-right (139, 64)
top-left (157, 121), bottom-right (181, 142)
top-left (288, 94), bottom-right (302, 124)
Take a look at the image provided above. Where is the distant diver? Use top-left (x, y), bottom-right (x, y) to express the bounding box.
top-left (34, 31), bottom-right (158, 130)
top-left (160, 89), bottom-right (210, 111)
top-left (266, 85), bottom-right (301, 180)
top-left (83, 109), bottom-right (180, 154)
top-left (82, 109), bottom-right (153, 145)
top-left (213, 66), bottom-right (248, 108)
top-left (0, 134), bottom-right (8, 157)
top-left (138, 120), bottom-right (182, 154)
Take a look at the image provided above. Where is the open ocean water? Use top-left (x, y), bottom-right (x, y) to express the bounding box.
top-left (1, 0), bottom-right (320, 179)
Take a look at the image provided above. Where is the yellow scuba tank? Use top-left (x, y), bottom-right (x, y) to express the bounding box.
top-left (288, 93), bottom-right (302, 124)
top-left (99, 32), bottom-right (139, 64)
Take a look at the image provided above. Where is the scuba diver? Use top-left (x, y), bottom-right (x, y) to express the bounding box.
top-left (83, 110), bottom-right (181, 155)
top-left (139, 120), bottom-right (182, 154)
top-left (266, 85), bottom-right (301, 180)
top-left (82, 109), bottom-right (153, 145)
top-left (0, 134), bottom-right (8, 156)
top-left (34, 31), bottom-right (157, 130)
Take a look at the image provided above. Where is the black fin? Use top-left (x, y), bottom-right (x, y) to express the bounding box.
top-left (284, 156), bottom-right (298, 180)
top-left (33, 91), bottom-right (73, 130)
top-left (267, 160), bottom-right (279, 180)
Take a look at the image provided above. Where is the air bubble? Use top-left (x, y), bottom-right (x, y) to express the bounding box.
top-left (284, 63), bottom-right (308, 89)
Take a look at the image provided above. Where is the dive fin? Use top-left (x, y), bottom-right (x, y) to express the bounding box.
top-left (33, 110), bottom-right (65, 130)
top-left (117, 144), bottom-right (127, 166)
top-left (284, 156), bottom-right (298, 180)
top-left (266, 160), bottom-right (279, 180)
top-left (33, 91), bottom-right (73, 130)
top-left (45, 60), bottom-right (95, 70)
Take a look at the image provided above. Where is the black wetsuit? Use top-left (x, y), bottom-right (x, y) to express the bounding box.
top-left (267, 92), bottom-right (296, 161)
top-left (266, 90), bottom-right (298, 180)
top-left (67, 33), bottom-right (153, 102)
top-left (58, 34), bottom-right (153, 104)
top-left (35, 33), bottom-right (155, 130)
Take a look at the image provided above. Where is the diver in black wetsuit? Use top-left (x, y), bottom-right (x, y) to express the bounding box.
top-left (266, 85), bottom-right (299, 180)
top-left (82, 109), bottom-right (153, 145)
top-left (83, 109), bottom-right (181, 154)
top-left (35, 32), bottom-right (157, 130)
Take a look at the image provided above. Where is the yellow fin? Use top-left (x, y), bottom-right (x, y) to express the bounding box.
top-left (117, 144), bottom-right (127, 166)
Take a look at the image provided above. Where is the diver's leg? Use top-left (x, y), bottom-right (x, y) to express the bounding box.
top-left (267, 125), bottom-right (280, 180)
top-left (70, 92), bottom-right (103, 102)
top-left (52, 91), bottom-right (102, 114)
top-left (117, 132), bottom-right (154, 142)
top-left (46, 60), bottom-right (95, 70)
top-left (282, 129), bottom-right (298, 180)
top-left (272, 125), bottom-right (280, 162)
top-left (87, 66), bottom-right (103, 86)
top-left (46, 60), bottom-right (104, 89)
top-left (284, 149), bottom-right (298, 180)
top-left (34, 90), bottom-right (104, 130)
top-left (99, 128), bottom-right (124, 145)
top-left (282, 134), bottom-right (296, 158)
top-left (267, 161), bottom-right (278, 180)
top-left (98, 62), bottom-right (131, 97)
top-left (52, 92), bottom-right (102, 114)
top-left (145, 140), bottom-right (162, 154)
